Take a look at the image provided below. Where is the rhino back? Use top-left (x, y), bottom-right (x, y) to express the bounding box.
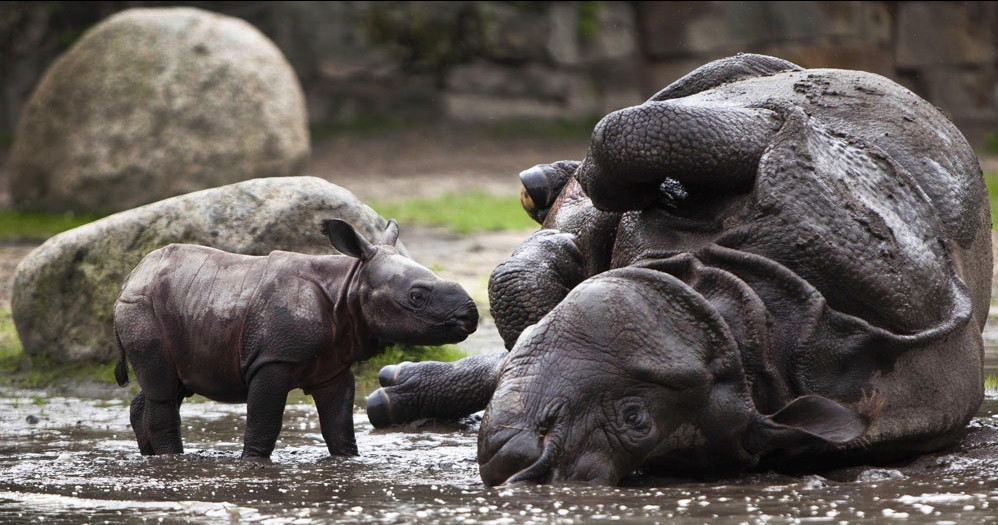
top-left (683, 68), bottom-right (986, 251)
top-left (123, 244), bottom-right (269, 400)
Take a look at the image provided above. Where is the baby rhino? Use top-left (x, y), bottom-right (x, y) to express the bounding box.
top-left (113, 219), bottom-right (478, 460)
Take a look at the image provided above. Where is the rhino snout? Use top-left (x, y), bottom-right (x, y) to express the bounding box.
top-left (479, 425), bottom-right (549, 486)
top-left (450, 299), bottom-right (479, 335)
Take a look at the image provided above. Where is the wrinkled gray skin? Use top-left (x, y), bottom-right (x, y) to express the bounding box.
top-left (114, 219), bottom-right (477, 460)
top-left (369, 54), bottom-right (992, 486)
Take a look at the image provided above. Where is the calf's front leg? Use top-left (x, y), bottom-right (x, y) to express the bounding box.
top-left (242, 363), bottom-right (293, 460)
top-left (311, 370), bottom-right (358, 456)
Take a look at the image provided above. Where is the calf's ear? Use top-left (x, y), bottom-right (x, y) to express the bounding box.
top-left (744, 395), bottom-right (870, 455)
top-left (321, 219), bottom-right (376, 261)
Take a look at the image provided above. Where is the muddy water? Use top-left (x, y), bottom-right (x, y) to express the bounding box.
top-left (1, 351), bottom-right (997, 524)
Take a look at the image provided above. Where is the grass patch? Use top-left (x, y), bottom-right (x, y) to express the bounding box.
top-left (986, 374), bottom-right (998, 393)
top-left (354, 343), bottom-right (466, 382)
top-left (985, 172), bottom-right (998, 230)
top-left (371, 192), bottom-right (535, 234)
top-left (0, 210), bottom-right (101, 242)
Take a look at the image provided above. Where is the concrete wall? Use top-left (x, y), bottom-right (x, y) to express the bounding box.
top-left (3, 1), bottom-right (996, 146)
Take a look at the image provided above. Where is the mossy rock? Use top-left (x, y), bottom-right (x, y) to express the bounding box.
top-left (12, 177), bottom-right (400, 363)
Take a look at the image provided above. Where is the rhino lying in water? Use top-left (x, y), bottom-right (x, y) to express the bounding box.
top-left (367, 54), bottom-right (992, 485)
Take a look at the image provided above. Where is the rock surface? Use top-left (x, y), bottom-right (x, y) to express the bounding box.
top-left (12, 176), bottom-right (396, 363)
top-left (7, 7), bottom-right (309, 214)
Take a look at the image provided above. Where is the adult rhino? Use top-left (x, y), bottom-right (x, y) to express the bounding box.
top-left (367, 54), bottom-right (992, 485)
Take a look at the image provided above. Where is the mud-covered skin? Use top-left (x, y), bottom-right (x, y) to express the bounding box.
top-left (114, 220), bottom-right (477, 460)
top-left (475, 54), bottom-right (991, 485)
top-left (367, 54), bottom-right (990, 485)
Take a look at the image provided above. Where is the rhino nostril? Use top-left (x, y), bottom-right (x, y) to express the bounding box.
top-left (453, 303), bottom-right (479, 330)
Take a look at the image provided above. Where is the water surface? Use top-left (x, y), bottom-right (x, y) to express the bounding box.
top-left (1, 350), bottom-right (996, 524)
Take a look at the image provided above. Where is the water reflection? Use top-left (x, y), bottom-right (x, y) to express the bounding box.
top-left (2, 370), bottom-right (998, 524)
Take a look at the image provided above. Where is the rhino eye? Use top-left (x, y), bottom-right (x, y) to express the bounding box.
top-left (623, 405), bottom-right (644, 426)
top-left (409, 288), bottom-right (428, 307)
top-left (619, 400), bottom-right (650, 433)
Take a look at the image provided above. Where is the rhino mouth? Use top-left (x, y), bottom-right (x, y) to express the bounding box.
top-left (449, 300), bottom-right (479, 335)
top-left (479, 425), bottom-right (552, 486)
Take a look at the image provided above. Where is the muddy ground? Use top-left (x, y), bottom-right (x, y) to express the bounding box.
top-left (2, 133), bottom-right (998, 523)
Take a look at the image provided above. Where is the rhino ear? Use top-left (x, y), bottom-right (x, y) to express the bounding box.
top-left (745, 395), bottom-right (870, 454)
top-left (321, 219), bottom-right (376, 261)
top-left (383, 219), bottom-right (400, 247)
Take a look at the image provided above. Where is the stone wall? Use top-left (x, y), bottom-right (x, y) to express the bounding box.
top-left (3, 1), bottom-right (996, 146)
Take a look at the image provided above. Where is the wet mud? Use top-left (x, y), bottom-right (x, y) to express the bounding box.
top-left (2, 364), bottom-right (998, 524)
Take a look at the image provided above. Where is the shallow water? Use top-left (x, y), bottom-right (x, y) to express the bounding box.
top-left (1, 349), bottom-right (997, 524)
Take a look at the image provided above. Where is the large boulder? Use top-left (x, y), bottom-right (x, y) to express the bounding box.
top-left (7, 7), bottom-right (309, 214)
top-left (12, 177), bottom-right (399, 363)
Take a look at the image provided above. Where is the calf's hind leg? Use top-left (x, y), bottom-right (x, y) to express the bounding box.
top-left (129, 391), bottom-right (155, 455)
top-left (118, 325), bottom-right (185, 454)
top-left (142, 394), bottom-right (184, 454)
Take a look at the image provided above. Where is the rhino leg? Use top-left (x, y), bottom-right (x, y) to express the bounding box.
top-left (366, 352), bottom-right (507, 428)
top-left (129, 392), bottom-right (155, 455)
top-left (142, 395), bottom-right (184, 454)
top-left (242, 363), bottom-right (293, 460)
top-left (488, 230), bottom-right (586, 349)
top-left (649, 53), bottom-right (802, 101)
top-left (312, 370), bottom-right (358, 456)
top-left (577, 102), bottom-right (782, 212)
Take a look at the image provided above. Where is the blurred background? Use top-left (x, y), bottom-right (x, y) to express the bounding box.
top-left (3, 1), bottom-right (997, 147)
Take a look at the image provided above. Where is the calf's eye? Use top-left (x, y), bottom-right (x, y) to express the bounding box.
top-left (409, 289), bottom-right (427, 306)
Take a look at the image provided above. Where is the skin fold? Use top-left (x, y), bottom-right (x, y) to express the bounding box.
top-left (369, 54), bottom-right (992, 486)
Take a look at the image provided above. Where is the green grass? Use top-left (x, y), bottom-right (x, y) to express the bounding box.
top-left (0, 310), bottom-right (22, 366)
top-left (371, 192), bottom-right (536, 235)
top-left (353, 343), bottom-right (466, 382)
top-left (985, 173), bottom-right (998, 231)
top-left (987, 374), bottom-right (998, 393)
top-left (0, 210), bottom-right (101, 242)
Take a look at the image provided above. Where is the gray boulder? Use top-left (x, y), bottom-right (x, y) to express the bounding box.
top-left (7, 7), bottom-right (309, 214)
top-left (12, 176), bottom-right (400, 363)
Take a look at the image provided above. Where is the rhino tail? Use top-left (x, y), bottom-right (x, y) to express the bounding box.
top-left (113, 327), bottom-right (129, 387)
